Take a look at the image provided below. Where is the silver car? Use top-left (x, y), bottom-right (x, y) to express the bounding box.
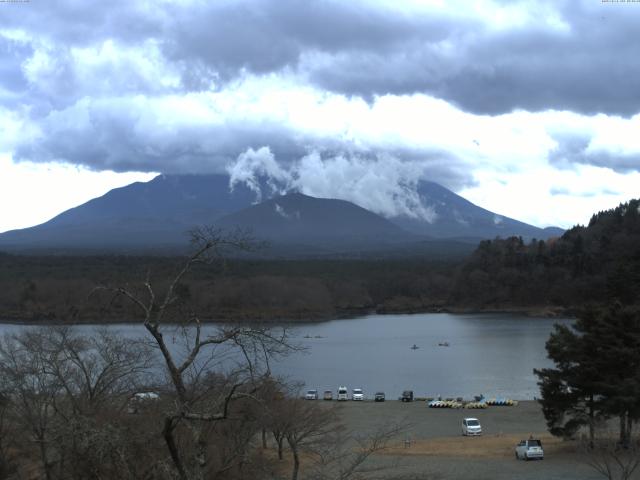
top-left (462, 417), bottom-right (482, 436)
top-left (515, 439), bottom-right (544, 460)
top-left (352, 388), bottom-right (364, 401)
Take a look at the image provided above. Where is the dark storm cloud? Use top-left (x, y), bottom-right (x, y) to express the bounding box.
top-left (12, 99), bottom-right (309, 174)
top-left (161, 0), bottom-right (454, 82)
top-left (549, 133), bottom-right (640, 174)
top-left (5, 0), bottom-right (637, 116)
top-left (548, 133), bottom-right (592, 169)
top-left (161, 0), bottom-right (640, 116)
top-left (580, 151), bottom-right (640, 174)
top-left (309, 2), bottom-right (640, 116)
top-left (2, 0), bottom-right (638, 185)
top-left (12, 94), bottom-right (472, 195)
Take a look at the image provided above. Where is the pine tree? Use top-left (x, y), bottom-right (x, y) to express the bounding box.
top-left (536, 304), bottom-right (640, 446)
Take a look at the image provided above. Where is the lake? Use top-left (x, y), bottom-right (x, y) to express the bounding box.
top-left (0, 312), bottom-right (569, 400)
top-left (278, 313), bottom-right (569, 400)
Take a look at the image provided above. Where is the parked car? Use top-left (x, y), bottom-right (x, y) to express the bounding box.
top-left (462, 417), bottom-right (482, 436)
top-left (337, 386), bottom-right (349, 401)
top-left (305, 389), bottom-right (318, 400)
top-left (401, 390), bottom-right (414, 402)
top-left (374, 392), bottom-right (386, 402)
top-left (352, 388), bottom-right (364, 401)
top-left (515, 438), bottom-right (544, 460)
top-left (127, 391), bottom-right (160, 414)
top-left (323, 390), bottom-right (333, 400)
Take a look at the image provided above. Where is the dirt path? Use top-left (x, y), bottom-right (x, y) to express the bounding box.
top-left (327, 400), bottom-right (604, 479)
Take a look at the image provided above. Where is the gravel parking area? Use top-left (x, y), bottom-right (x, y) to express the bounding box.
top-left (328, 400), bottom-right (603, 480)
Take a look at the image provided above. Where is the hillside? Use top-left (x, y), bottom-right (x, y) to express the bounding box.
top-left (0, 199), bottom-right (636, 324)
top-left (0, 174), bottom-right (562, 255)
top-left (450, 199), bottom-right (640, 310)
top-left (390, 180), bottom-right (564, 240)
top-left (216, 192), bottom-right (415, 249)
top-left (0, 174), bottom-right (255, 251)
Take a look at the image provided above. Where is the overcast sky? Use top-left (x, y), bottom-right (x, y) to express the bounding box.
top-left (1, 0), bottom-right (639, 233)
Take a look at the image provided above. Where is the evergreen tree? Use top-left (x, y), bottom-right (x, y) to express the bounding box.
top-left (536, 304), bottom-right (640, 446)
top-left (588, 305), bottom-right (640, 447)
top-left (535, 317), bottom-right (604, 446)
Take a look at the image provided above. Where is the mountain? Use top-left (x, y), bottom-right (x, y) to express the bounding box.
top-left (389, 180), bottom-right (563, 241)
top-left (0, 174), bottom-right (255, 251)
top-left (216, 192), bottom-right (415, 249)
top-left (0, 174), bottom-right (563, 255)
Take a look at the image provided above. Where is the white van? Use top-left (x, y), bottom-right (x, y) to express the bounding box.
top-left (337, 386), bottom-right (349, 401)
top-left (462, 417), bottom-right (482, 436)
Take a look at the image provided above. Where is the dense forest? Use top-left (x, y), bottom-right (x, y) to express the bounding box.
top-left (451, 199), bottom-right (640, 311)
top-left (0, 255), bottom-right (455, 323)
top-left (0, 199), bottom-right (638, 323)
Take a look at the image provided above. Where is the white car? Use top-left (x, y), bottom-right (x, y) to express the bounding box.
top-left (337, 386), bottom-right (349, 401)
top-left (305, 389), bottom-right (318, 400)
top-left (127, 391), bottom-right (160, 414)
top-left (462, 417), bottom-right (482, 436)
top-left (515, 439), bottom-right (544, 460)
top-left (352, 388), bottom-right (364, 401)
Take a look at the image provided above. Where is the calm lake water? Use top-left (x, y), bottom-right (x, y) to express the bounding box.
top-left (0, 313), bottom-right (569, 400)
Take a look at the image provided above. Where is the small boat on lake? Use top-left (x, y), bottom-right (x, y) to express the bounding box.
top-left (438, 342), bottom-right (450, 347)
top-left (411, 344), bottom-right (419, 350)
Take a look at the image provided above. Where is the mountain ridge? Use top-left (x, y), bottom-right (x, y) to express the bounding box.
top-left (0, 174), bottom-right (564, 255)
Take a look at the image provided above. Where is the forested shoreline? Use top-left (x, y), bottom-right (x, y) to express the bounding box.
top-left (0, 254), bottom-right (457, 323)
top-left (1, 199), bottom-right (638, 324)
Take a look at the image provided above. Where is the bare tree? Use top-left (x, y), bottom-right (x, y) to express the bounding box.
top-left (307, 420), bottom-right (410, 480)
top-left (0, 327), bottom-right (157, 480)
top-left (280, 398), bottom-right (342, 480)
top-left (102, 227), bottom-right (295, 480)
top-left (581, 434), bottom-right (640, 480)
top-left (258, 379), bottom-right (300, 461)
top-left (0, 330), bottom-right (63, 480)
top-left (0, 392), bottom-right (15, 479)
top-left (39, 327), bottom-right (153, 415)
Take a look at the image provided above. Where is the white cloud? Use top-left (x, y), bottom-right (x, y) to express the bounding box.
top-left (0, 155), bottom-right (156, 233)
top-left (460, 164), bottom-right (640, 229)
top-left (1, 0), bottom-right (639, 232)
top-left (227, 148), bottom-right (440, 222)
top-left (274, 203), bottom-right (299, 220)
top-left (227, 146), bottom-right (292, 202)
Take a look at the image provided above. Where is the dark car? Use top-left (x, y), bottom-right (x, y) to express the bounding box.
top-left (374, 392), bottom-right (386, 402)
top-left (401, 390), bottom-right (414, 402)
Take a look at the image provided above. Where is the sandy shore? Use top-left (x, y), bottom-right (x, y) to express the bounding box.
top-left (328, 400), bottom-right (602, 480)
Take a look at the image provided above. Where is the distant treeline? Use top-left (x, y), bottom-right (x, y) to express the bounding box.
top-left (0, 255), bottom-right (455, 323)
top-left (1, 199), bottom-right (638, 323)
top-left (451, 199), bottom-right (640, 311)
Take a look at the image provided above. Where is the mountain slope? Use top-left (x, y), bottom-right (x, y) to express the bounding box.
top-left (0, 174), bottom-right (563, 254)
top-left (389, 181), bottom-right (562, 240)
top-left (0, 174), bottom-right (256, 250)
top-left (216, 192), bottom-right (415, 248)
